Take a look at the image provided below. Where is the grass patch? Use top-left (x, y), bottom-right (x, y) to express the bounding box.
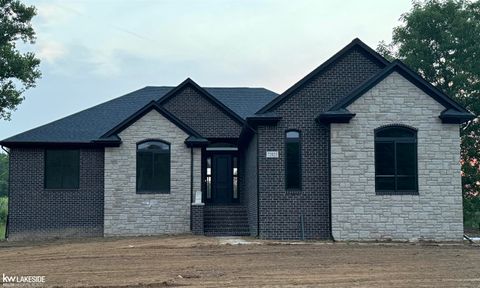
top-left (0, 197), bottom-right (7, 240)
top-left (464, 196), bottom-right (480, 231)
top-left (0, 221), bottom-right (4, 240)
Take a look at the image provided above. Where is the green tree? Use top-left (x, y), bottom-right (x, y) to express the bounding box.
top-left (378, 0), bottom-right (480, 227)
top-left (0, 153), bottom-right (7, 197)
top-left (0, 0), bottom-right (40, 120)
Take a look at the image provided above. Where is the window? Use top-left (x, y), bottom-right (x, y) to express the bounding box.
top-left (136, 140), bottom-right (170, 193)
top-left (375, 126), bottom-right (418, 195)
top-left (285, 130), bottom-right (301, 189)
top-left (206, 156), bottom-right (212, 200)
top-left (45, 149), bottom-right (80, 189)
top-left (233, 156), bottom-right (238, 200)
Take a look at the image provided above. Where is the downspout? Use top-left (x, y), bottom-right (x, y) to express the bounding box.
top-left (1, 146), bottom-right (10, 239)
top-left (190, 147), bottom-right (194, 231)
top-left (256, 133), bottom-right (260, 237)
top-left (328, 126), bottom-right (335, 241)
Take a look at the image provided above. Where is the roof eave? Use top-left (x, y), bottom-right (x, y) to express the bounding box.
top-left (184, 136), bottom-right (209, 148)
top-left (0, 141), bottom-right (121, 148)
top-left (439, 109), bottom-right (476, 124)
top-left (316, 110), bottom-right (356, 124)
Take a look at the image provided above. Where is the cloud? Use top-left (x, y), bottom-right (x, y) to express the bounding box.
top-left (28, 0), bottom-right (411, 92)
top-left (39, 43), bottom-right (124, 78)
top-left (37, 40), bottom-right (67, 63)
top-left (36, 4), bottom-right (69, 26)
top-left (35, 2), bottom-right (85, 26)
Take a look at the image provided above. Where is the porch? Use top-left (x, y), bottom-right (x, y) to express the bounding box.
top-left (192, 141), bottom-right (251, 236)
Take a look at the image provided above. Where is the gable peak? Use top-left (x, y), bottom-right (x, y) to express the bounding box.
top-left (256, 37), bottom-right (389, 114)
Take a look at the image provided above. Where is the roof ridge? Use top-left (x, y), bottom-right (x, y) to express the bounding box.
top-left (205, 87), bottom-right (274, 90)
top-left (145, 85), bottom-right (277, 92)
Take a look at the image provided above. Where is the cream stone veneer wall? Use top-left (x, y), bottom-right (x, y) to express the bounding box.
top-left (331, 72), bottom-right (463, 241)
top-left (104, 110), bottom-right (201, 236)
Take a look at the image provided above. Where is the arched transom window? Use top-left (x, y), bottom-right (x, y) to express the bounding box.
top-left (136, 140), bottom-right (171, 193)
top-left (375, 126), bottom-right (418, 195)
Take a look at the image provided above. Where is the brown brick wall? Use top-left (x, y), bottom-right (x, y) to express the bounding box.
top-left (8, 148), bottom-right (104, 240)
top-left (162, 86), bottom-right (242, 138)
top-left (257, 47), bottom-right (386, 239)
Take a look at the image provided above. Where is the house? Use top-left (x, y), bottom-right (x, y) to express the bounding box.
top-left (1, 38), bottom-right (474, 241)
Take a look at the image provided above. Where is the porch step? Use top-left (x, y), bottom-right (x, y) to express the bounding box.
top-left (204, 205), bottom-right (250, 236)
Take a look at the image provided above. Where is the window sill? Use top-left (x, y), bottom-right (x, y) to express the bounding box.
top-left (376, 190), bottom-right (419, 196)
top-left (285, 188), bottom-right (302, 195)
top-left (136, 190), bottom-right (171, 195)
top-left (44, 188), bottom-right (80, 191)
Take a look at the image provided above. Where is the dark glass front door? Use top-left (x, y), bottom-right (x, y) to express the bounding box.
top-left (212, 155), bottom-right (233, 204)
top-left (205, 151), bottom-right (239, 204)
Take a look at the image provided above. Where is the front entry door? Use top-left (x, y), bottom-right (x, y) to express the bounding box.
top-left (212, 155), bottom-right (233, 204)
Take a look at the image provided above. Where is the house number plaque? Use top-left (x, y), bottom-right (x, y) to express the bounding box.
top-left (266, 151), bottom-right (279, 158)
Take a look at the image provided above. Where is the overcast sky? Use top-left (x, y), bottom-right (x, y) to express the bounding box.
top-left (0, 0), bottom-right (412, 140)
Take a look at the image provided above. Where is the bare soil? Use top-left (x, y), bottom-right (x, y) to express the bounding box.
top-left (0, 235), bottom-right (479, 287)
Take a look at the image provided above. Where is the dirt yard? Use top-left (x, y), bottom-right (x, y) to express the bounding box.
top-left (0, 235), bottom-right (479, 287)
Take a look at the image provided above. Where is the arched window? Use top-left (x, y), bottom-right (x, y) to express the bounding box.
top-left (285, 130), bottom-right (301, 190)
top-left (136, 140), bottom-right (171, 193)
top-left (375, 126), bottom-right (418, 195)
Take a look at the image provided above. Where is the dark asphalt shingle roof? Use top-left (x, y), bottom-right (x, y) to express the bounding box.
top-left (2, 86), bottom-right (278, 144)
top-left (204, 87), bottom-right (278, 119)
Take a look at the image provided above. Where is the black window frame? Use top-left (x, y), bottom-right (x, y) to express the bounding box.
top-left (136, 139), bottom-right (171, 194)
top-left (374, 125), bottom-right (418, 195)
top-left (285, 129), bottom-right (302, 190)
top-left (44, 149), bottom-right (80, 190)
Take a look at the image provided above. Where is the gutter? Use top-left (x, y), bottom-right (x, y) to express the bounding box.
top-left (0, 141), bottom-right (121, 148)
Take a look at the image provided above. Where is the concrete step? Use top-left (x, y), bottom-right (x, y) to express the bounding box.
top-left (203, 205), bottom-right (250, 236)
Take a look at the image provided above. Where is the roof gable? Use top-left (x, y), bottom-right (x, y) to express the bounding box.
top-left (157, 78), bottom-right (245, 125)
top-left (318, 60), bottom-right (475, 124)
top-left (256, 38), bottom-right (390, 114)
top-left (101, 101), bottom-right (202, 139)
